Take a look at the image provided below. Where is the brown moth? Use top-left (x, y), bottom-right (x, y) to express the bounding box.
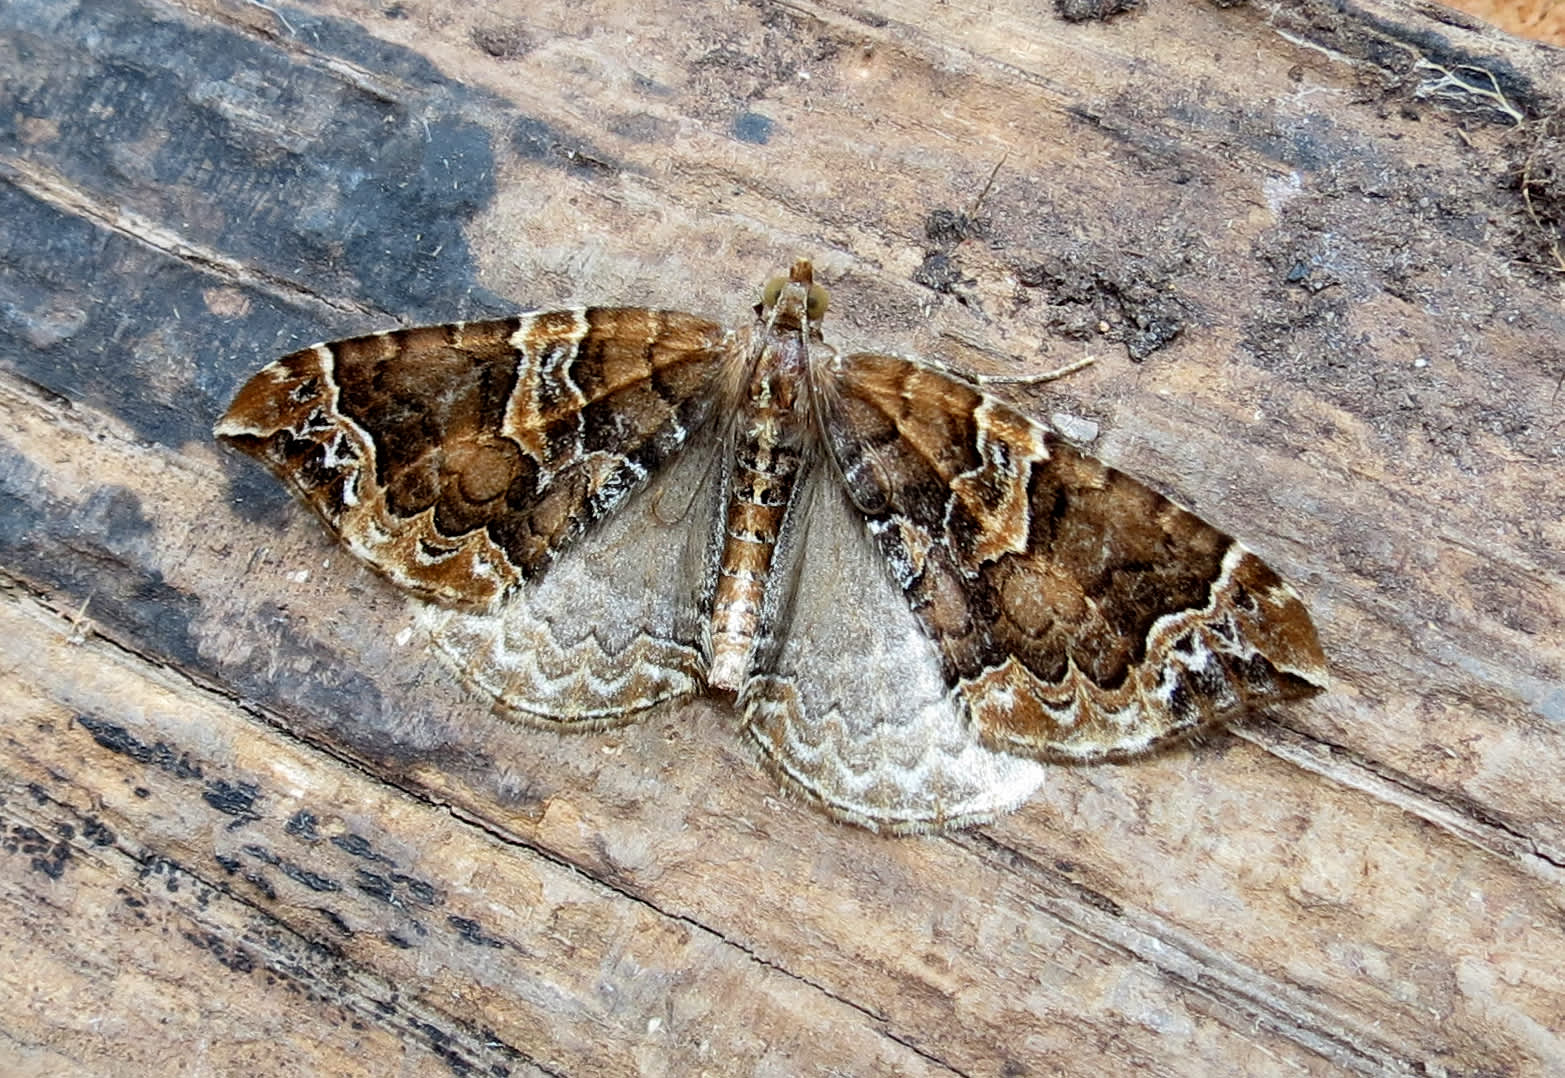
top-left (215, 259), bottom-right (1327, 833)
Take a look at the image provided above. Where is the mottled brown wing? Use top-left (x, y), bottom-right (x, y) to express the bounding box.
top-left (215, 309), bottom-right (737, 609)
top-left (815, 352), bottom-right (1328, 762)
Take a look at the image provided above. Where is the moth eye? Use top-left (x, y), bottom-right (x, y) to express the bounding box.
top-left (761, 276), bottom-right (786, 308)
top-left (806, 283), bottom-right (830, 320)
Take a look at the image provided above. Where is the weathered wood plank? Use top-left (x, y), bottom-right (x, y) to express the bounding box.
top-left (1, 583), bottom-right (957, 1076)
top-left (2, 0), bottom-right (1564, 1073)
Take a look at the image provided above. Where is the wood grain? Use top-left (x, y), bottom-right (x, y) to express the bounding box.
top-left (3, 0), bottom-right (1564, 1074)
top-left (1446, 0), bottom-right (1565, 47)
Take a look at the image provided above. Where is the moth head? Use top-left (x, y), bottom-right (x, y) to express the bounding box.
top-left (757, 260), bottom-right (830, 327)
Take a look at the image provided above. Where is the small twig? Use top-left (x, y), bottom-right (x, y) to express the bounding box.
top-left (65, 592), bottom-right (96, 645)
top-left (1410, 56), bottom-right (1524, 125)
top-left (245, 0), bottom-right (297, 36)
top-left (1520, 148), bottom-right (1565, 275)
top-left (964, 153), bottom-right (1009, 223)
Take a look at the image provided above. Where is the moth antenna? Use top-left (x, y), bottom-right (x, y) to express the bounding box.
top-left (650, 438), bottom-right (724, 526)
top-left (964, 355), bottom-right (1096, 387)
top-left (916, 352), bottom-right (1097, 388)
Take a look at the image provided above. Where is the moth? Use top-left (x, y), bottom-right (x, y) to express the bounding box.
top-left (215, 259), bottom-right (1327, 833)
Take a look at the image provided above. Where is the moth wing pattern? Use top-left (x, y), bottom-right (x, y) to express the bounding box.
top-left (420, 412), bottom-right (724, 725)
top-left (216, 260), bottom-right (1330, 833)
top-left (214, 311), bottom-right (736, 609)
top-left (740, 470), bottom-right (1048, 833)
top-left (216, 310), bottom-right (739, 724)
top-left (817, 351), bottom-right (1328, 764)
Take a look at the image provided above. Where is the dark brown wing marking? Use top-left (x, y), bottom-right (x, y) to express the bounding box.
top-left (816, 351), bottom-right (1328, 762)
top-left (215, 310), bottom-right (736, 608)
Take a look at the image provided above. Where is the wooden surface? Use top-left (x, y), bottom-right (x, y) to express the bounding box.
top-left (3, 0), bottom-right (1564, 1074)
top-left (1447, 0), bottom-right (1565, 46)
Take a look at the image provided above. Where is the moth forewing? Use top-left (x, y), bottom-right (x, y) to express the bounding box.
top-left (815, 349), bottom-right (1327, 767)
